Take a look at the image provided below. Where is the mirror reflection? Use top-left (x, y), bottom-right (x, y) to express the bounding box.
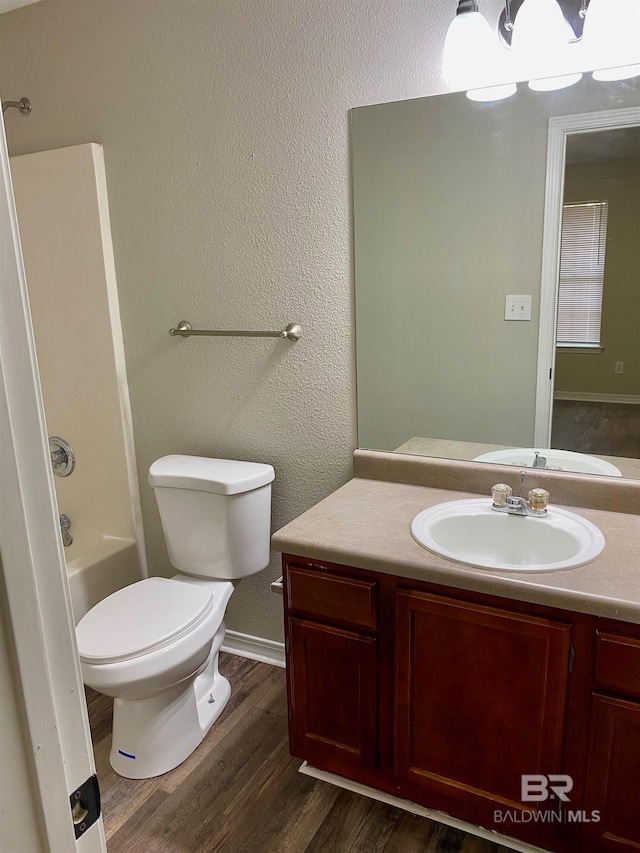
top-left (352, 74), bottom-right (640, 478)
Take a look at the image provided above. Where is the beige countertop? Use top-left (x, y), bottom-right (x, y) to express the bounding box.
top-left (394, 436), bottom-right (640, 480)
top-left (272, 475), bottom-right (640, 624)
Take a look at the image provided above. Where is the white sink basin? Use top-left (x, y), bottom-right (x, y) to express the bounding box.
top-left (473, 447), bottom-right (622, 477)
top-left (411, 499), bottom-right (605, 572)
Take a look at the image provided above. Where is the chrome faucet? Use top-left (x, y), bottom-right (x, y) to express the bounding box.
top-left (59, 514), bottom-right (73, 547)
top-left (532, 451), bottom-right (547, 469)
top-left (491, 481), bottom-right (549, 518)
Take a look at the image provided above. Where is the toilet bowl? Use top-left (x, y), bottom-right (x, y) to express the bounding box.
top-left (75, 456), bottom-right (274, 779)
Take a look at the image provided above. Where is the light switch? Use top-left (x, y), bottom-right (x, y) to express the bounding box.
top-left (505, 295), bottom-right (532, 321)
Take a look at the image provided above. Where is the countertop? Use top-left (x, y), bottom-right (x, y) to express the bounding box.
top-left (394, 436), bottom-right (640, 480)
top-left (271, 476), bottom-right (640, 624)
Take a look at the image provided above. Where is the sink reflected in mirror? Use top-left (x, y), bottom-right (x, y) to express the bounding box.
top-left (411, 499), bottom-right (605, 573)
top-left (473, 447), bottom-right (622, 477)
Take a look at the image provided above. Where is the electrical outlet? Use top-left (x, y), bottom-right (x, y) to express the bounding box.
top-left (615, 362), bottom-right (624, 374)
top-left (505, 295), bottom-right (532, 321)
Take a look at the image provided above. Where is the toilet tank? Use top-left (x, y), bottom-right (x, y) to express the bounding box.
top-left (148, 455), bottom-right (275, 580)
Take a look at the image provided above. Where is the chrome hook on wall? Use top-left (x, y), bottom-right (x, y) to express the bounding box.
top-left (2, 97), bottom-right (32, 116)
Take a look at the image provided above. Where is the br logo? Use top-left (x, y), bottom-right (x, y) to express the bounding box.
top-left (521, 774), bottom-right (574, 803)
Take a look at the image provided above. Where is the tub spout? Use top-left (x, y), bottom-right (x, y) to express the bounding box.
top-left (60, 514), bottom-right (73, 547)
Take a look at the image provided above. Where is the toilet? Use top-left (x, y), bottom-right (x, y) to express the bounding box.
top-left (76, 455), bottom-right (274, 779)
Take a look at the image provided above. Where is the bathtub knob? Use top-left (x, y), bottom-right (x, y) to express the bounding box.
top-left (59, 514), bottom-right (73, 547)
top-left (49, 436), bottom-right (75, 477)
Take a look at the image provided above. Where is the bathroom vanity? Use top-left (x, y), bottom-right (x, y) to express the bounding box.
top-left (272, 451), bottom-right (640, 853)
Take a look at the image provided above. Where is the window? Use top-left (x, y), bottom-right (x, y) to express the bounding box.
top-left (556, 200), bottom-right (609, 349)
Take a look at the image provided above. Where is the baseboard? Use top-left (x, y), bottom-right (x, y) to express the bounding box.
top-left (299, 763), bottom-right (550, 853)
top-left (554, 392), bottom-right (640, 405)
top-left (221, 629), bottom-right (285, 668)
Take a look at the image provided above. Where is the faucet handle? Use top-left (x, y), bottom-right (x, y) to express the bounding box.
top-left (528, 488), bottom-right (549, 512)
top-left (491, 483), bottom-right (513, 507)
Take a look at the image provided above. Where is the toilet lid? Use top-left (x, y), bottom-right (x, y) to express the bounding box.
top-left (76, 577), bottom-right (214, 665)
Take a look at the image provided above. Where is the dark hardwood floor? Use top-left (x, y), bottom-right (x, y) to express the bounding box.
top-left (87, 654), bottom-right (513, 853)
top-left (551, 400), bottom-right (640, 459)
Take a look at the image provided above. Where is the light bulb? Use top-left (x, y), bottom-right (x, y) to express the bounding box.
top-left (466, 82), bottom-right (518, 101)
top-left (583, 0), bottom-right (640, 81)
top-left (442, 4), bottom-right (495, 91)
top-left (511, 0), bottom-right (582, 90)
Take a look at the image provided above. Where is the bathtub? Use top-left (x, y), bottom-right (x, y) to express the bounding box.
top-left (67, 536), bottom-right (144, 625)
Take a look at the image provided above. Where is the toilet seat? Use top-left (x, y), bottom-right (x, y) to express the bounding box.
top-left (77, 577), bottom-right (214, 665)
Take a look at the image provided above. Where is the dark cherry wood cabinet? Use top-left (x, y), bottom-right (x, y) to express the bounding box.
top-left (584, 694), bottom-right (640, 852)
top-left (395, 589), bottom-right (570, 841)
top-left (581, 630), bottom-right (640, 851)
top-left (288, 617), bottom-right (378, 774)
top-left (282, 553), bottom-right (640, 853)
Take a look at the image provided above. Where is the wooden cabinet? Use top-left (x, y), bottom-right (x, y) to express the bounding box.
top-left (395, 589), bottom-right (570, 837)
top-left (288, 618), bottom-right (377, 774)
top-left (581, 630), bottom-right (640, 851)
top-left (584, 695), bottom-right (640, 852)
top-left (282, 554), bottom-right (640, 853)
top-left (284, 561), bottom-right (381, 779)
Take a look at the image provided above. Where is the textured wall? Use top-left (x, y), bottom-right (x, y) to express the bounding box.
top-left (0, 0), bottom-right (506, 642)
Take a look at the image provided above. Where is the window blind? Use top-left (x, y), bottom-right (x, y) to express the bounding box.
top-left (556, 200), bottom-right (608, 347)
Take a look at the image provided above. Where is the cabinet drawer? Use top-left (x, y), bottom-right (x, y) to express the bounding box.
top-left (596, 631), bottom-right (640, 701)
top-left (286, 565), bottom-right (377, 630)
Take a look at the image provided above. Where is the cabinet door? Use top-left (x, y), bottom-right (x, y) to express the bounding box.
top-left (396, 590), bottom-right (571, 826)
top-left (584, 694), bottom-right (640, 852)
top-left (288, 617), bottom-right (377, 775)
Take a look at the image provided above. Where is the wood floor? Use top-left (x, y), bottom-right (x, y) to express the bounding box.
top-left (551, 400), bottom-right (640, 459)
top-left (87, 654), bottom-right (515, 853)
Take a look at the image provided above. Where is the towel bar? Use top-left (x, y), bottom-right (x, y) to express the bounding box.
top-left (169, 320), bottom-right (302, 341)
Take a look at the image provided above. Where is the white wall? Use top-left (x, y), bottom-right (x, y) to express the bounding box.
top-left (0, 0), bottom-right (506, 642)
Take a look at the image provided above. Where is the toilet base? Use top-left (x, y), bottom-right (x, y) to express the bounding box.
top-left (110, 624), bottom-right (230, 779)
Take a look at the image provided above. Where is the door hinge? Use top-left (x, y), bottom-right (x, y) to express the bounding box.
top-left (549, 367), bottom-right (553, 380)
top-left (568, 645), bottom-right (576, 673)
top-left (288, 704), bottom-right (293, 722)
top-left (69, 774), bottom-right (101, 840)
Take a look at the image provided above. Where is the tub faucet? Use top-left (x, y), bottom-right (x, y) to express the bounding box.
top-left (532, 451), bottom-right (547, 469)
top-left (59, 514), bottom-right (73, 547)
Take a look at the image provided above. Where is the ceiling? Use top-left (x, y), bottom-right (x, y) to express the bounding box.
top-left (566, 126), bottom-right (640, 164)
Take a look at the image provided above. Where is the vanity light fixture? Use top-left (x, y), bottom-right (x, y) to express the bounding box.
top-left (583, 0), bottom-right (640, 81)
top-left (442, 1), bottom-right (495, 90)
top-left (443, 0), bottom-right (517, 100)
top-left (441, 0), bottom-right (640, 101)
top-left (510, 0), bottom-right (583, 90)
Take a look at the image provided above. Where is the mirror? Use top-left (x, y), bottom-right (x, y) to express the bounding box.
top-left (352, 73), bottom-right (640, 478)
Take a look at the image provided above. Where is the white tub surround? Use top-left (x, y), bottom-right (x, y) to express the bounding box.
top-left (10, 143), bottom-right (145, 620)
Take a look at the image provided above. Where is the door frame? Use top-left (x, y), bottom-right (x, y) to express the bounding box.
top-left (534, 105), bottom-right (640, 447)
top-left (0, 117), bottom-right (106, 849)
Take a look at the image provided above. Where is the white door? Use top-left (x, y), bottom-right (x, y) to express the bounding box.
top-left (0, 114), bottom-right (107, 850)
